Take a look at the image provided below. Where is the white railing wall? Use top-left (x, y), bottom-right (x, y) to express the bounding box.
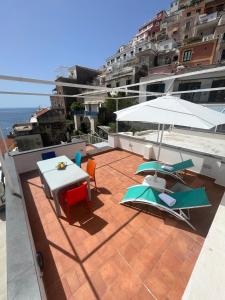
top-left (10, 141), bottom-right (86, 174)
top-left (108, 133), bottom-right (225, 187)
top-left (72, 134), bottom-right (108, 145)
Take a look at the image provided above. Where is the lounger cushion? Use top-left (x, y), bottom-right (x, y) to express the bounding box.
top-left (162, 165), bottom-right (174, 171)
top-left (159, 193), bottom-right (176, 207)
top-left (136, 159), bottom-right (194, 175)
top-left (122, 185), bottom-right (210, 210)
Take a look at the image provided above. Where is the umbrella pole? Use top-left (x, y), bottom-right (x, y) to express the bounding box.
top-left (156, 123), bottom-right (160, 143)
top-left (116, 98), bottom-right (118, 133)
top-left (154, 123), bottom-right (164, 180)
top-left (157, 123), bottom-right (165, 161)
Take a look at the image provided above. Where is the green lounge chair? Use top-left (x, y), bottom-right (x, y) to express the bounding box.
top-left (121, 184), bottom-right (210, 230)
top-left (135, 159), bottom-right (194, 183)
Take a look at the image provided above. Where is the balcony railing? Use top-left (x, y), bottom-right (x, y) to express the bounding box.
top-left (73, 110), bottom-right (85, 115)
top-left (71, 134), bottom-right (111, 154)
top-left (202, 34), bottom-right (214, 42)
top-left (105, 66), bottom-right (134, 81)
top-left (198, 12), bottom-right (218, 25)
top-left (73, 110), bottom-right (98, 117)
top-left (72, 134), bottom-right (107, 144)
top-left (84, 111), bottom-right (98, 117)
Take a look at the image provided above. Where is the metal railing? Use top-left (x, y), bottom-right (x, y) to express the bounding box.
top-left (198, 12), bottom-right (218, 25)
top-left (73, 110), bottom-right (84, 115)
top-left (84, 111), bottom-right (98, 117)
top-left (71, 133), bottom-right (108, 145)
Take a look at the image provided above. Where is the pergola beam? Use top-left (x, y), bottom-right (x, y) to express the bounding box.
top-left (1, 65), bottom-right (225, 101)
top-left (0, 74), bottom-right (154, 96)
top-left (0, 90), bottom-right (158, 98)
top-left (1, 86), bottom-right (225, 99)
top-left (117, 65), bottom-right (225, 90)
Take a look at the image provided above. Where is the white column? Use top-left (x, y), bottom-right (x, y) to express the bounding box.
top-left (199, 79), bottom-right (213, 103)
top-left (116, 98), bottom-right (119, 133)
top-left (74, 115), bottom-right (81, 131)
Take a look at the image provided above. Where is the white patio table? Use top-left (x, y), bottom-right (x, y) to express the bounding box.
top-left (37, 155), bottom-right (91, 216)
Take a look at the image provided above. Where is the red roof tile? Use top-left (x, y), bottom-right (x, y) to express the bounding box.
top-left (36, 108), bottom-right (49, 117)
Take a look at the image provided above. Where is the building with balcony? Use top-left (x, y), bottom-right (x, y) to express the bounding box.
top-left (167, 0), bottom-right (179, 16)
top-left (194, 11), bottom-right (219, 39)
top-left (139, 66), bottom-right (225, 113)
top-left (136, 11), bottom-right (167, 42)
top-left (51, 66), bottom-right (100, 117)
top-left (162, 12), bottom-right (182, 44)
top-left (157, 38), bottom-right (178, 52)
top-left (10, 108), bottom-right (68, 150)
top-left (213, 13), bottom-right (225, 63)
top-left (105, 65), bottom-right (135, 88)
top-left (35, 108), bottom-right (67, 146)
top-left (179, 38), bottom-right (217, 67)
top-left (72, 69), bottom-right (106, 134)
top-left (146, 39), bottom-right (179, 75)
top-left (178, 0), bottom-right (191, 10)
top-left (105, 46), bottom-right (136, 88)
top-left (205, 0), bottom-right (225, 14)
top-left (179, 12), bottom-right (200, 42)
top-left (73, 95), bottom-right (105, 134)
top-left (105, 40), bottom-right (157, 88)
top-left (68, 65), bottom-right (100, 84)
top-left (50, 76), bottom-right (80, 116)
top-left (103, 0), bottom-right (225, 101)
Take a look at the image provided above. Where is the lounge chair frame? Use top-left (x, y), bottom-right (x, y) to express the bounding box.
top-left (121, 185), bottom-right (210, 230)
top-left (136, 159), bottom-right (194, 183)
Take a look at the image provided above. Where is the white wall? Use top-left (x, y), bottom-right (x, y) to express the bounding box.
top-left (115, 134), bottom-right (153, 156)
top-left (109, 133), bottom-right (225, 186)
top-left (183, 192), bottom-right (225, 299)
top-left (5, 155), bottom-right (47, 299)
top-left (152, 144), bottom-right (222, 179)
top-left (11, 141), bottom-right (86, 174)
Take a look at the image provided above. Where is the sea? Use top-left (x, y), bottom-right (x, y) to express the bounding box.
top-left (0, 107), bottom-right (36, 138)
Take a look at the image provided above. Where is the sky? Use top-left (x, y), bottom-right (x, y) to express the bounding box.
top-left (0, 0), bottom-right (171, 108)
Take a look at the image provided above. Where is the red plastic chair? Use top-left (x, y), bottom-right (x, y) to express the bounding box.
top-left (62, 182), bottom-right (89, 224)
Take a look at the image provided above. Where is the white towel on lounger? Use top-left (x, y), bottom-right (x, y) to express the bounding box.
top-left (159, 193), bottom-right (176, 207)
top-left (162, 165), bottom-right (174, 171)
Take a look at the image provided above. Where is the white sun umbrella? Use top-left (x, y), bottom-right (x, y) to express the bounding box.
top-left (115, 95), bottom-right (225, 160)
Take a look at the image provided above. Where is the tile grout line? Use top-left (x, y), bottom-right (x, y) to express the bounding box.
top-left (93, 154), bottom-right (134, 170)
top-left (100, 155), bottom-right (159, 298)
top-left (116, 249), bottom-right (158, 300)
top-left (108, 163), bottom-right (141, 184)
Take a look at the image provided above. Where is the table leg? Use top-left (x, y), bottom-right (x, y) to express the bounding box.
top-left (52, 190), bottom-right (61, 217)
top-left (42, 175), bottom-right (51, 199)
top-left (39, 169), bottom-right (44, 185)
top-left (86, 178), bottom-right (92, 201)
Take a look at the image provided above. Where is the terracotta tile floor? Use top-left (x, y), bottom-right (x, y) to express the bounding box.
top-left (21, 149), bottom-right (225, 300)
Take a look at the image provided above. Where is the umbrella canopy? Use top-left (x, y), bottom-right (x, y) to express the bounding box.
top-left (115, 95), bottom-right (225, 130)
